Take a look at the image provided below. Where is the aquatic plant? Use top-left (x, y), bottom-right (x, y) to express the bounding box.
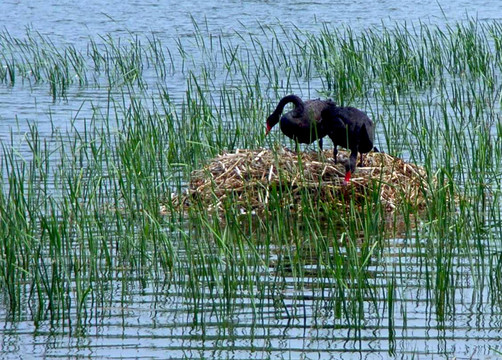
top-left (0, 18), bottom-right (501, 358)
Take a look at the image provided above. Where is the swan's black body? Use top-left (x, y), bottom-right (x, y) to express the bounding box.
top-left (265, 94), bottom-right (335, 148)
top-left (266, 94), bottom-right (376, 183)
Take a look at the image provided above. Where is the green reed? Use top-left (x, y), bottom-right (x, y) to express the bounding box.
top-left (0, 19), bottom-right (501, 344)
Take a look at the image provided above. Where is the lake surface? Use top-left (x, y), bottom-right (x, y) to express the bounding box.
top-left (1, 1), bottom-right (502, 359)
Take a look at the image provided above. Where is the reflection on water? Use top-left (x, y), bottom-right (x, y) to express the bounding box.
top-left (0, 241), bottom-right (502, 359)
top-left (0, 230), bottom-right (501, 359)
top-left (1, 1), bottom-right (502, 359)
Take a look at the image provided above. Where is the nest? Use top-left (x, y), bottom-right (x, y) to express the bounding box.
top-left (172, 147), bottom-right (431, 214)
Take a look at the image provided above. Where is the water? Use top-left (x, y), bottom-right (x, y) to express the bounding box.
top-left (1, 0), bottom-right (501, 143)
top-left (1, 1), bottom-right (502, 359)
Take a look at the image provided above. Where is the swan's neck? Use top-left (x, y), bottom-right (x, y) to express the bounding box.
top-left (267, 95), bottom-right (305, 131)
top-left (274, 95), bottom-right (304, 117)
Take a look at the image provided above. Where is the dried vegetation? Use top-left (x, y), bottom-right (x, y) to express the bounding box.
top-left (174, 147), bottom-right (431, 214)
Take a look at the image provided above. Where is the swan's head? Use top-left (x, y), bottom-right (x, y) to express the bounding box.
top-left (265, 113), bottom-right (279, 135)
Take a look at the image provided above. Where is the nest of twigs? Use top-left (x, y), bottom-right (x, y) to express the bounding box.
top-left (172, 147), bottom-right (431, 214)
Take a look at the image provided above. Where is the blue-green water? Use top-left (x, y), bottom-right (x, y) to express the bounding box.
top-left (1, 1), bottom-right (502, 359)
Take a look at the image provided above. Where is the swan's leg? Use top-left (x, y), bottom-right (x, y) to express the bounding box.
top-left (358, 153), bottom-right (364, 166)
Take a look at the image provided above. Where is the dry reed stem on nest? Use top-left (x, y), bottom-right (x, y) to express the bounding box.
top-left (175, 147), bottom-right (431, 213)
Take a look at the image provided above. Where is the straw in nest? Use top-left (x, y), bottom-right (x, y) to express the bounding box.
top-left (172, 147), bottom-right (430, 214)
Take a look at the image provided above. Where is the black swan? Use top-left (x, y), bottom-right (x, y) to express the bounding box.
top-left (322, 105), bottom-right (376, 184)
top-left (265, 94), bottom-right (335, 149)
top-left (266, 94), bottom-right (376, 184)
